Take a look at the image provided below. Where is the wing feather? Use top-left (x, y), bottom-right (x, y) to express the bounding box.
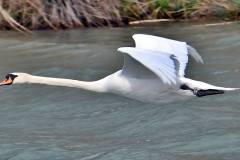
top-left (133, 34), bottom-right (203, 77)
top-left (118, 47), bottom-right (178, 85)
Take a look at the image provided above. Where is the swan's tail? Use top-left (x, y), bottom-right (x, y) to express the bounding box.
top-left (197, 84), bottom-right (239, 92)
top-left (219, 87), bottom-right (240, 91)
top-left (180, 77), bottom-right (240, 92)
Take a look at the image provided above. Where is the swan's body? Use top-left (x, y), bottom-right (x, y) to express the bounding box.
top-left (1, 34), bottom-right (238, 104)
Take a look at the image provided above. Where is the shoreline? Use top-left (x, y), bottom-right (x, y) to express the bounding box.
top-left (129, 19), bottom-right (240, 27)
top-left (0, 0), bottom-right (239, 32)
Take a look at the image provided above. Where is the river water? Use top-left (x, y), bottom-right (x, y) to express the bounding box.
top-left (0, 22), bottom-right (240, 160)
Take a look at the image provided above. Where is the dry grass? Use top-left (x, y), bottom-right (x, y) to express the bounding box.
top-left (122, 0), bottom-right (240, 21)
top-left (0, 0), bottom-right (239, 31)
top-left (0, 0), bottom-right (122, 31)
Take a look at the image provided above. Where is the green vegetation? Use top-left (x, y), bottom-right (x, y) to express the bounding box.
top-left (123, 0), bottom-right (240, 21)
top-left (0, 0), bottom-right (239, 32)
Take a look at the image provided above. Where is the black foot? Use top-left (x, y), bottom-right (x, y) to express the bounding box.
top-left (195, 89), bottom-right (224, 97)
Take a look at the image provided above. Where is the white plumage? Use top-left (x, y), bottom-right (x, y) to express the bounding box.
top-left (0, 34), bottom-right (238, 104)
top-left (118, 47), bottom-right (178, 84)
top-left (133, 34), bottom-right (203, 77)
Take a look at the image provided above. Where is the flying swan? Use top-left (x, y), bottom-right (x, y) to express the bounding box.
top-left (0, 34), bottom-right (238, 103)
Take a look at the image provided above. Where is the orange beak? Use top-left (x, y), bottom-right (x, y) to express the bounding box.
top-left (0, 78), bottom-right (13, 86)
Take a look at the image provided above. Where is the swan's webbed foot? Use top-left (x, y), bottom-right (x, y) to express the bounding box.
top-left (194, 89), bottom-right (224, 97)
top-left (180, 84), bottom-right (225, 97)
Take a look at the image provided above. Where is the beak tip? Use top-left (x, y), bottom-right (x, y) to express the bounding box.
top-left (0, 79), bottom-right (13, 86)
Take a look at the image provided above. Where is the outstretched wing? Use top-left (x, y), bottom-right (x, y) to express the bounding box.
top-left (133, 34), bottom-right (203, 77)
top-left (118, 47), bottom-right (179, 85)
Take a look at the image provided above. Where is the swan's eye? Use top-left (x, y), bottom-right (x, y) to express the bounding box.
top-left (6, 74), bottom-right (18, 80)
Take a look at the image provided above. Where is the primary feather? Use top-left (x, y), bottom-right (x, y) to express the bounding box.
top-left (132, 34), bottom-right (203, 77)
top-left (118, 47), bottom-right (178, 85)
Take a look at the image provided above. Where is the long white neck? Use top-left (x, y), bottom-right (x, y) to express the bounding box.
top-left (26, 75), bottom-right (107, 93)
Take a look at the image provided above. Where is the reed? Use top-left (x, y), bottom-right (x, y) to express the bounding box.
top-left (122, 0), bottom-right (240, 21)
top-left (0, 0), bottom-right (239, 31)
top-left (0, 0), bottom-right (122, 31)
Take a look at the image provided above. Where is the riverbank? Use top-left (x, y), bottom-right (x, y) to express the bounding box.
top-left (0, 0), bottom-right (239, 32)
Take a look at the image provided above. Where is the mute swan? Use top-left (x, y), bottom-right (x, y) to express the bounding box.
top-left (0, 34), bottom-right (238, 104)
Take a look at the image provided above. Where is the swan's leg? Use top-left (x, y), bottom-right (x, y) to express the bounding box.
top-left (194, 89), bottom-right (224, 97)
top-left (180, 84), bottom-right (225, 97)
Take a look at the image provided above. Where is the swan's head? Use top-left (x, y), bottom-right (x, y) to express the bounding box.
top-left (0, 73), bottom-right (31, 86)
